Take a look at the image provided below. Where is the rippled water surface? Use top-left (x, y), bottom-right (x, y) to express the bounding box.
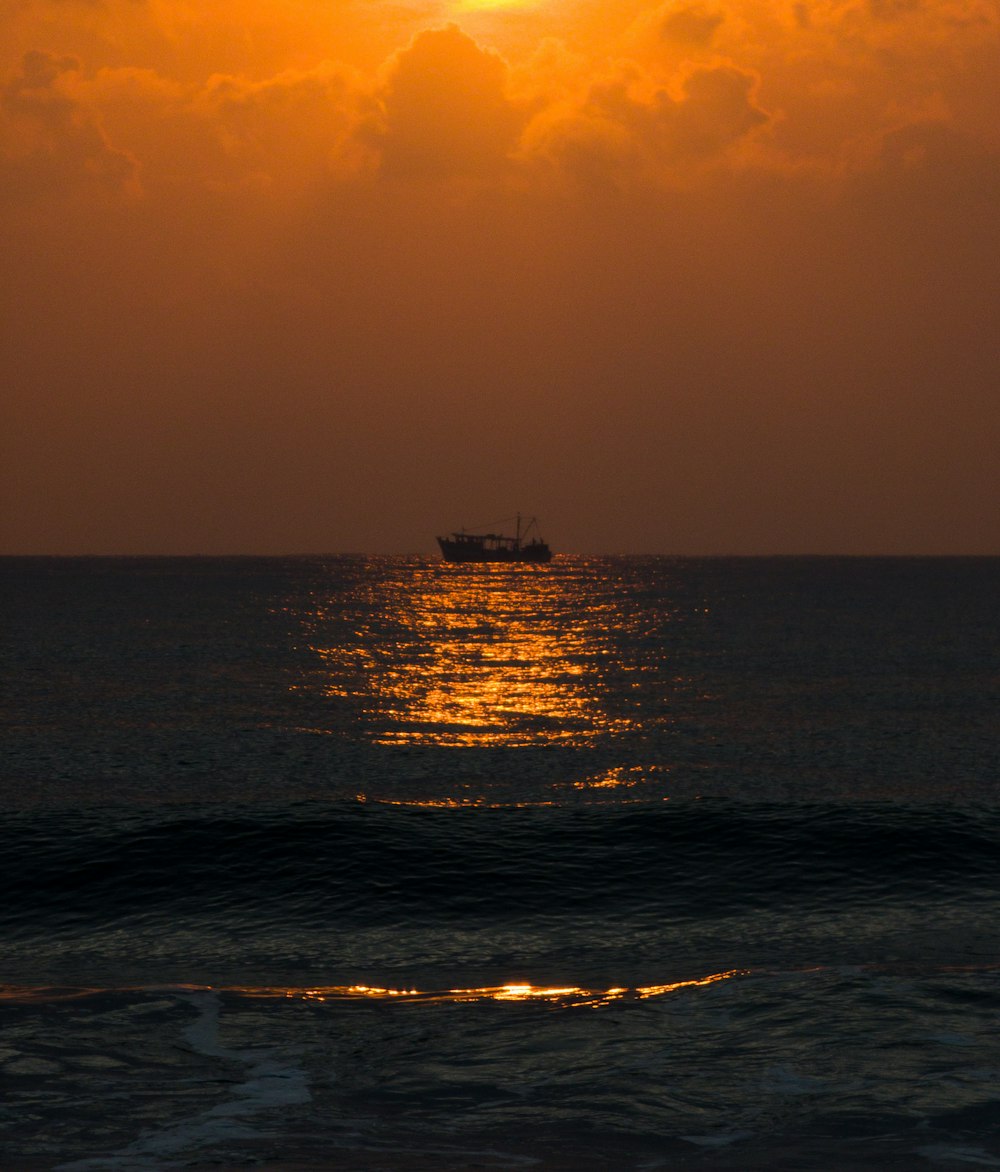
top-left (1, 556), bottom-right (998, 1169)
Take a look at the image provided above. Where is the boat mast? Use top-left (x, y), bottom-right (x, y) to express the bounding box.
top-left (516, 512), bottom-right (521, 550)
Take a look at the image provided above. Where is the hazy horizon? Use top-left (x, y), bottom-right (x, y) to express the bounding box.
top-left (4, 547), bottom-right (999, 558)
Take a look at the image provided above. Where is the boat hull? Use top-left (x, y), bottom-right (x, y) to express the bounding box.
top-left (437, 538), bottom-right (552, 564)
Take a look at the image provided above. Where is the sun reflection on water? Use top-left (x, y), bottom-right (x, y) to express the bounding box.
top-left (305, 562), bottom-right (633, 749)
top-left (241, 970), bottom-right (748, 1007)
top-left (0, 971), bottom-right (748, 1008)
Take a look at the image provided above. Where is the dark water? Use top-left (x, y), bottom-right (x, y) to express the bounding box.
top-left (2, 556), bottom-right (999, 1170)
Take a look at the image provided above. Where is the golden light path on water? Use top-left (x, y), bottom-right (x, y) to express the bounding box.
top-left (351, 773), bottom-right (662, 807)
top-left (12, 966), bottom-right (1000, 1006)
top-left (306, 562), bottom-right (640, 752)
top-left (0, 971), bottom-right (748, 1006)
top-left (278, 970), bottom-right (748, 1007)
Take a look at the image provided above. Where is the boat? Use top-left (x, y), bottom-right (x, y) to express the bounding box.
top-left (437, 514), bottom-right (553, 563)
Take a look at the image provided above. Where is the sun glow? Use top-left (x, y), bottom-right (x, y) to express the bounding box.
top-left (452, 0), bottom-right (540, 10)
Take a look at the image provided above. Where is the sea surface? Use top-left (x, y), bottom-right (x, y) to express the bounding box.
top-left (1, 555), bottom-right (999, 1170)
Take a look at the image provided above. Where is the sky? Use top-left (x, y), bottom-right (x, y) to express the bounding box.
top-left (1, 0), bottom-right (998, 554)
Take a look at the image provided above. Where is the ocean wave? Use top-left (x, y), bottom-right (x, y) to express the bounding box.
top-left (3, 801), bottom-right (998, 937)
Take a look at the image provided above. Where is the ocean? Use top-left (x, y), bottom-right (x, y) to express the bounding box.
top-left (2, 555), bottom-right (999, 1170)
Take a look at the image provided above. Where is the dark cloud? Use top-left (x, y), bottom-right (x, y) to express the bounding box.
top-left (4, 49), bottom-right (81, 117)
top-left (530, 61), bottom-right (769, 181)
top-left (868, 0), bottom-right (922, 20)
top-left (1, 50), bottom-right (137, 201)
top-left (670, 64), bottom-right (769, 155)
top-left (659, 3), bottom-right (726, 45)
top-left (367, 24), bottom-right (525, 178)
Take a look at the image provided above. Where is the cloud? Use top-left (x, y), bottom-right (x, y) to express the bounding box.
top-left (194, 64), bottom-right (371, 188)
top-left (863, 117), bottom-right (1000, 221)
top-left (522, 59), bottom-right (769, 183)
top-left (659, 2), bottom-right (726, 45)
top-left (867, 0), bottom-right (923, 20)
top-left (365, 23), bottom-right (526, 178)
top-left (0, 49), bottom-right (138, 201)
top-left (671, 64), bottom-right (769, 153)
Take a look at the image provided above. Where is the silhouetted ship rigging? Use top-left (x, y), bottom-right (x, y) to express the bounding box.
top-left (437, 514), bottom-right (553, 563)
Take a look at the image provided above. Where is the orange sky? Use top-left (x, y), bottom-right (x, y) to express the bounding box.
top-left (2, 0), bottom-right (998, 553)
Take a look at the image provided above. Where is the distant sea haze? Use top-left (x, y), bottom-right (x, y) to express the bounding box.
top-left (2, 555), bottom-right (999, 1170)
